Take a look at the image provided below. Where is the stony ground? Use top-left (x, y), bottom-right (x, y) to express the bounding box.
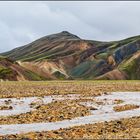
top-left (0, 100), bottom-right (91, 125)
top-left (0, 81), bottom-right (140, 139)
top-left (0, 81), bottom-right (140, 98)
top-left (1, 116), bottom-right (140, 139)
top-left (113, 104), bottom-right (139, 112)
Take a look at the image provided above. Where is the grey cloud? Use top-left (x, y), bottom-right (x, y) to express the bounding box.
top-left (47, 1), bottom-right (140, 39)
top-left (0, 1), bottom-right (140, 52)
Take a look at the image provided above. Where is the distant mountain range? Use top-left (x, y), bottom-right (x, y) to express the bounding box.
top-left (0, 31), bottom-right (140, 81)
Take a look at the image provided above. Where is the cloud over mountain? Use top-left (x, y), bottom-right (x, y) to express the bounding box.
top-left (0, 1), bottom-right (140, 52)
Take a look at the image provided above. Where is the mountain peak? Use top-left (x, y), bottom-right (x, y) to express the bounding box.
top-left (58, 31), bottom-right (80, 40)
top-left (61, 31), bottom-right (70, 34)
top-left (40, 31), bottom-right (80, 42)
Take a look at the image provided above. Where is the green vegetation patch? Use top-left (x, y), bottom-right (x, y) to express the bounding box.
top-left (96, 52), bottom-right (108, 59)
top-left (0, 66), bottom-right (13, 79)
top-left (119, 54), bottom-right (140, 79)
top-left (52, 71), bottom-right (66, 80)
top-left (70, 60), bottom-right (102, 78)
top-left (23, 70), bottom-right (47, 81)
top-left (0, 56), bottom-right (6, 61)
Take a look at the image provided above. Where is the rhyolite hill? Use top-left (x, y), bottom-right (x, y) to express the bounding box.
top-left (0, 31), bottom-right (140, 81)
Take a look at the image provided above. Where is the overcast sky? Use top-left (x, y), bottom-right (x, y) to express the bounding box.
top-left (0, 1), bottom-right (140, 53)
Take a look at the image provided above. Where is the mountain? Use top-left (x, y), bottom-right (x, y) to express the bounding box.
top-left (0, 56), bottom-right (47, 81)
top-left (0, 31), bottom-right (140, 80)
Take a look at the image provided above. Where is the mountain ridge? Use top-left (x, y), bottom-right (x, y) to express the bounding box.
top-left (1, 31), bottom-right (140, 81)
